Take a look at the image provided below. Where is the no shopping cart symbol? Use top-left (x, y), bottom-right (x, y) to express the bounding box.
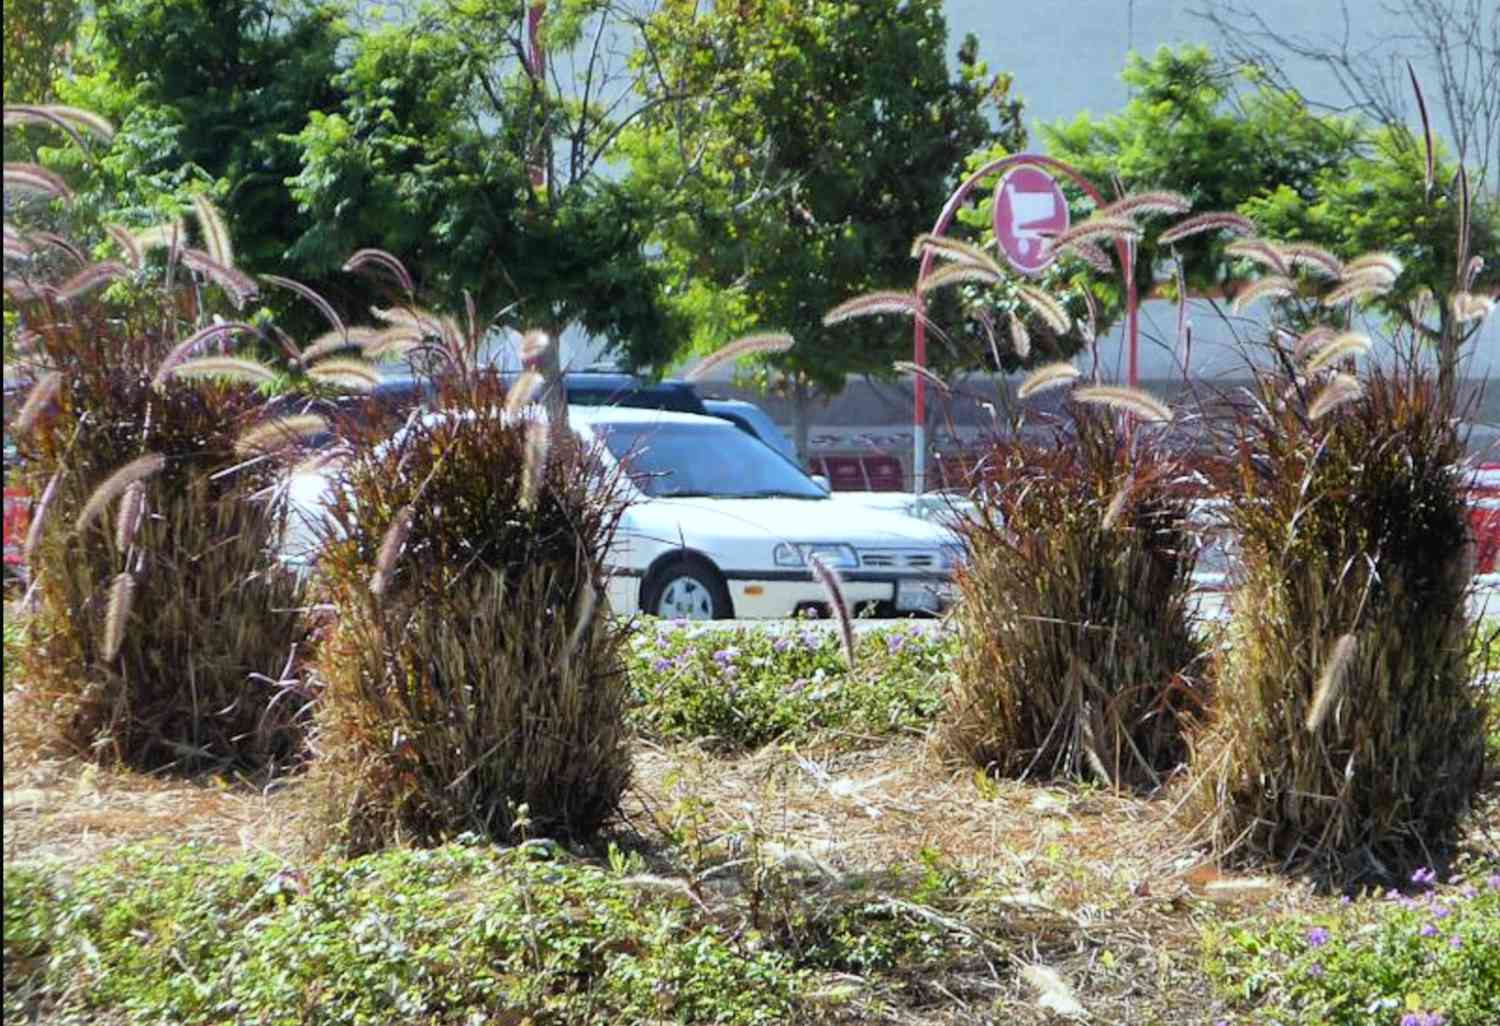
top-left (994, 165), bottom-right (1069, 276)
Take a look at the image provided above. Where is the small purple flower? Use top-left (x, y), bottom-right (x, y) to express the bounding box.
top-left (773, 637), bottom-right (791, 654)
top-left (724, 665), bottom-right (739, 680)
top-left (886, 634), bottom-right (906, 654)
top-left (1488, 872), bottom-right (1500, 890)
top-left (1306, 961), bottom-right (1324, 978)
top-left (1401, 1015), bottom-right (1421, 1026)
top-left (1411, 866), bottom-right (1437, 887)
top-left (1340, 894), bottom-right (1353, 905)
top-left (1420, 922), bottom-right (1439, 937)
top-left (712, 647), bottom-right (738, 667)
top-left (801, 630), bottom-right (820, 650)
top-left (1449, 934), bottom-right (1463, 949)
top-left (652, 657), bottom-right (672, 673)
top-left (1306, 926), bottom-right (1330, 948)
top-left (1432, 904), bottom-right (1450, 919)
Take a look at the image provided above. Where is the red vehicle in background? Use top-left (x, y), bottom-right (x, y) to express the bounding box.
top-left (1468, 464), bottom-right (1500, 574)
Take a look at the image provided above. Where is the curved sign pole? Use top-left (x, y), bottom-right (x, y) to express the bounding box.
top-left (912, 153), bottom-right (1138, 493)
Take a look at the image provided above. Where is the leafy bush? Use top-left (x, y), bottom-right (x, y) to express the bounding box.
top-left (1203, 868), bottom-right (1500, 1025)
top-left (305, 360), bottom-right (634, 851)
top-left (625, 620), bottom-right (952, 751)
top-left (7, 248), bottom-right (309, 773)
top-left (1190, 359), bottom-right (1488, 883)
top-left (938, 407), bottom-right (1207, 789)
top-left (4, 839), bottom-right (804, 1026)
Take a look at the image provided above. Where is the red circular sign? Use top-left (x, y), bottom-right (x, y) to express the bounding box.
top-left (993, 166), bottom-right (1070, 276)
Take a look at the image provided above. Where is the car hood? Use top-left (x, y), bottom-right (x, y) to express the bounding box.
top-left (627, 495), bottom-right (958, 547)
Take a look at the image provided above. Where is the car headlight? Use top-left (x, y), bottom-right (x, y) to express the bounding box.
top-left (772, 542), bottom-right (860, 569)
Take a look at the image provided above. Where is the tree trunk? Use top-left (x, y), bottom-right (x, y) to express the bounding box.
top-left (792, 377), bottom-right (812, 470)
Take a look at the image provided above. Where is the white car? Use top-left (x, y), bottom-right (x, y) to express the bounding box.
top-left (282, 406), bottom-right (961, 619)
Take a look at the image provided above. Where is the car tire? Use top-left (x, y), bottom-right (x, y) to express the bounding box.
top-left (642, 555), bottom-right (733, 620)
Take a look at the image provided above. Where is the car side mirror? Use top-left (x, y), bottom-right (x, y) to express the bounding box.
top-left (811, 474), bottom-right (830, 491)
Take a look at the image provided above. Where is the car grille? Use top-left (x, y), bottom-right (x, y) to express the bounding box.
top-left (859, 549), bottom-right (938, 570)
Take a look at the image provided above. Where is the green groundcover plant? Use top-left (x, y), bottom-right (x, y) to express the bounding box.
top-left (624, 620), bottom-right (954, 751)
top-left (1203, 866), bottom-right (1500, 1026)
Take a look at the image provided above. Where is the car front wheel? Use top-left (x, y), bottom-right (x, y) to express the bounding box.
top-left (642, 556), bottom-right (733, 620)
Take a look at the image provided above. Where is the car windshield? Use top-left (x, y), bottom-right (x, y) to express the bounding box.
top-left (593, 421), bottom-right (827, 500)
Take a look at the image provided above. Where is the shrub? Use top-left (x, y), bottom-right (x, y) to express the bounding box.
top-left (625, 620), bottom-right (952, 751)
top-left (1190, 356), bottom-right (1488, 883)
top-left (7, 262), bottom-right (309, 773)
top-left (305, 361), bottom-right (634, 851)
top-left (937, 406), bottom-right (1208, 790)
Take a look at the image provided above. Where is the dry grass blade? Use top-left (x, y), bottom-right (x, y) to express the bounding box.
top-left (263, 274), bottom-right (343, 342)
top-left (152, 322), bottom-right (260, 387)
top-left (178, 249), bottom-right (258, 308)
top-left (101, 572), bottom-right (137, 663)
top-left (57, 261), bottom-right (130, 302)
top-left (370, 505), bottom-right (415, 598)
top-left (235, 414), bottom-right (330, 456)
top-left (76, 453), bottom-right (166, 533)
top-left (683, 332), bottom-right (795, 382)
top-left (915, 261), bottom-right (1003, 294)
top-left (191, 194), bottom-right (234, 267)
top-left (823, 290), bottom-right (925, 326)
top-left (1281, 242), bottom-right (1344, 279)
top-left (1019, 963), bottom-right (1085, 1017)
top-left (1226, 239), bottom-right (1290, 276)
top-left (1231, 275), bottom-right (1296, 314)
top-left (114, 481), bottom-right (146, 551)
top-left (892, 361), bottom-right (950, 392)
top-left (1306, 633), bottom-right (1357, 733)
top-left (808, 553), bottom-right (855, 668)
top-left (4, 162), bottom-right (74, 201)
top-left (15, 371), bottom-right (61, 433)
top-left (1451, 291), bottom-right (1495, 323)
top-left (1048, 215), bottom-right (1141, 250)
top-left (343, 248), bottom-right (414, 294)
top-left (1018, 361), bottom-right (1080, 399)
top-left (1073, 385), bottom-right (1173, 423)
top-left (1304, 332), bottom-right (1371, 373)
top-left (306, 357), bottom-right (382, 391)
top-left (22, 472), bottom-right (61, 565)
top-left (167, 356), bottom-right (277, 386)
top-left (1008, 311), bottom-right (1031, 359)
top-left (519, 421), bottom-right (549, 512)
top-left (1158, 211), bottom-right (1255, 245)
top-left (1016, 284), bottom-right (1071, 333)
top-left (1308, 373), bottom-right (1362, 420)
top-left (912, 232), bottom-right (1008, 278)
top-left (1097, 189), bottom-right (1191, 220)
top-left (104, 224), bottom-right (144, 269)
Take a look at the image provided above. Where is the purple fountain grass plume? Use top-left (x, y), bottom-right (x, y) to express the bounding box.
top-left (3, 224), bottom-right (32, 260)
top-left (1308, 373), bottom-right (1362, 420)
top-left (1009, 311), bottom-right (1031, 360)
top-left (166, 356), bottom-right (278, 387)
top-left (152, 322), bottom-right (261, 387)
top-left (1102, 475), bottom-right (1135, 531)
top-left (520, 329), bottom-right (552, 362)
top-left (1231, 275), bottom-right (1296, 314)
top-left (684, 332), bottom-right (795, 382)
top-left (505, 370), bottom-right (544, 416)
top-left (1304, 332), bottom-right (1372, 373)
top-left (263, 274), bottom-right (345, 344)
top-left (1463, 256), bottom-right (1484, 292)
top-left (1281, 243), bottom-right (1344, 279)
top-left (298, 327), bottom-right (380, 366)
top-left (132, 220), bottom-right (185, 256)
top-left (1407, 61), bottom-right (1436, 197)
top-left (115, 481), bottom-right (146, 551)
top-left (1455, 165), bottom-right (1470, 278)
top-left (566, 569), bottom-right (599, 660)
top-left (14, 371), bottom-right (60, 433)
top-left (1018, 362), bottom-right (1081, 399)
top-left (306, 357), bottom-right (382, 392)
top-left (191, 194), bottom-right (234, 268)
top-left (915, 262), bottom-right (1003, 294)
top-left (1048, 216), bottom-right (1141, 251)
top-left (76, 454), bottom-right (167, 534)
top-left (22, 471), bottom-right (61, 566)
top-left (104, 225), bottom-right (143, 270)
top-left (1306, 633), bottom-right (1357, 733)
top-left (370, 505), bottom-right (416, 598)
top-left (178, 249), bottom-right (258, 308)
top-left (3, 163), bottom-right (74, 202)
top-left (235, 414), bottom-right (330, 456)
top-left (1097, 190), bottom-right (1191, 220)
top-left (520, 420), bottom-right (550, 512)
top-left (3, 277), bottom-right (52, 304)
top-left (4, 104), bottom-right (113, 151)
top-left (343, 248), bottom-right (415, 295)
top-left (1226, 239), bottom-right (1290, 276)
top-left (1452, 292), bottom-right (1495, 323)
top-left (808, 553), bottom-right (855, 668)
top-left (824, 290), bottom-right (926, 326)
top-left (57, 261), bottom-right (130, 303)
top-left (1061, 238), bottom-right (1114, 273)
top-left (1016, 285), bottom-right (1071, 334)
top-left (1080, 288), bottom-right (1100, 344)
top-left (370, 304), bottom-right (462, 353)
top-left (1343, 252), bottom-right (1404, 281)
top-left (101, 572), bottom-right (136, 663)
top-left (912, 233), bottom-right (1009, 279)
top-left (893, 361), bottom-right (950, 392)
top-left (365, 325), bottom-right (426, 361)
top-left (1322, 274), bottom-right (1394, 308)
top-left (1073, 385), bottom-right (1173, 423)
top-left (1158, 211), bottom-right (1255, 246)
top-left (1292, 326), bottom-right (1337, 362)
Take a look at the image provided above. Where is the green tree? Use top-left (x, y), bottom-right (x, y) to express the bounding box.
top-left (287, 0), bottom-right (687, 375)
top-left (621, 0), bottom-right (1008, 456)
top-left (3, 0), bottom-right (82, 104)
